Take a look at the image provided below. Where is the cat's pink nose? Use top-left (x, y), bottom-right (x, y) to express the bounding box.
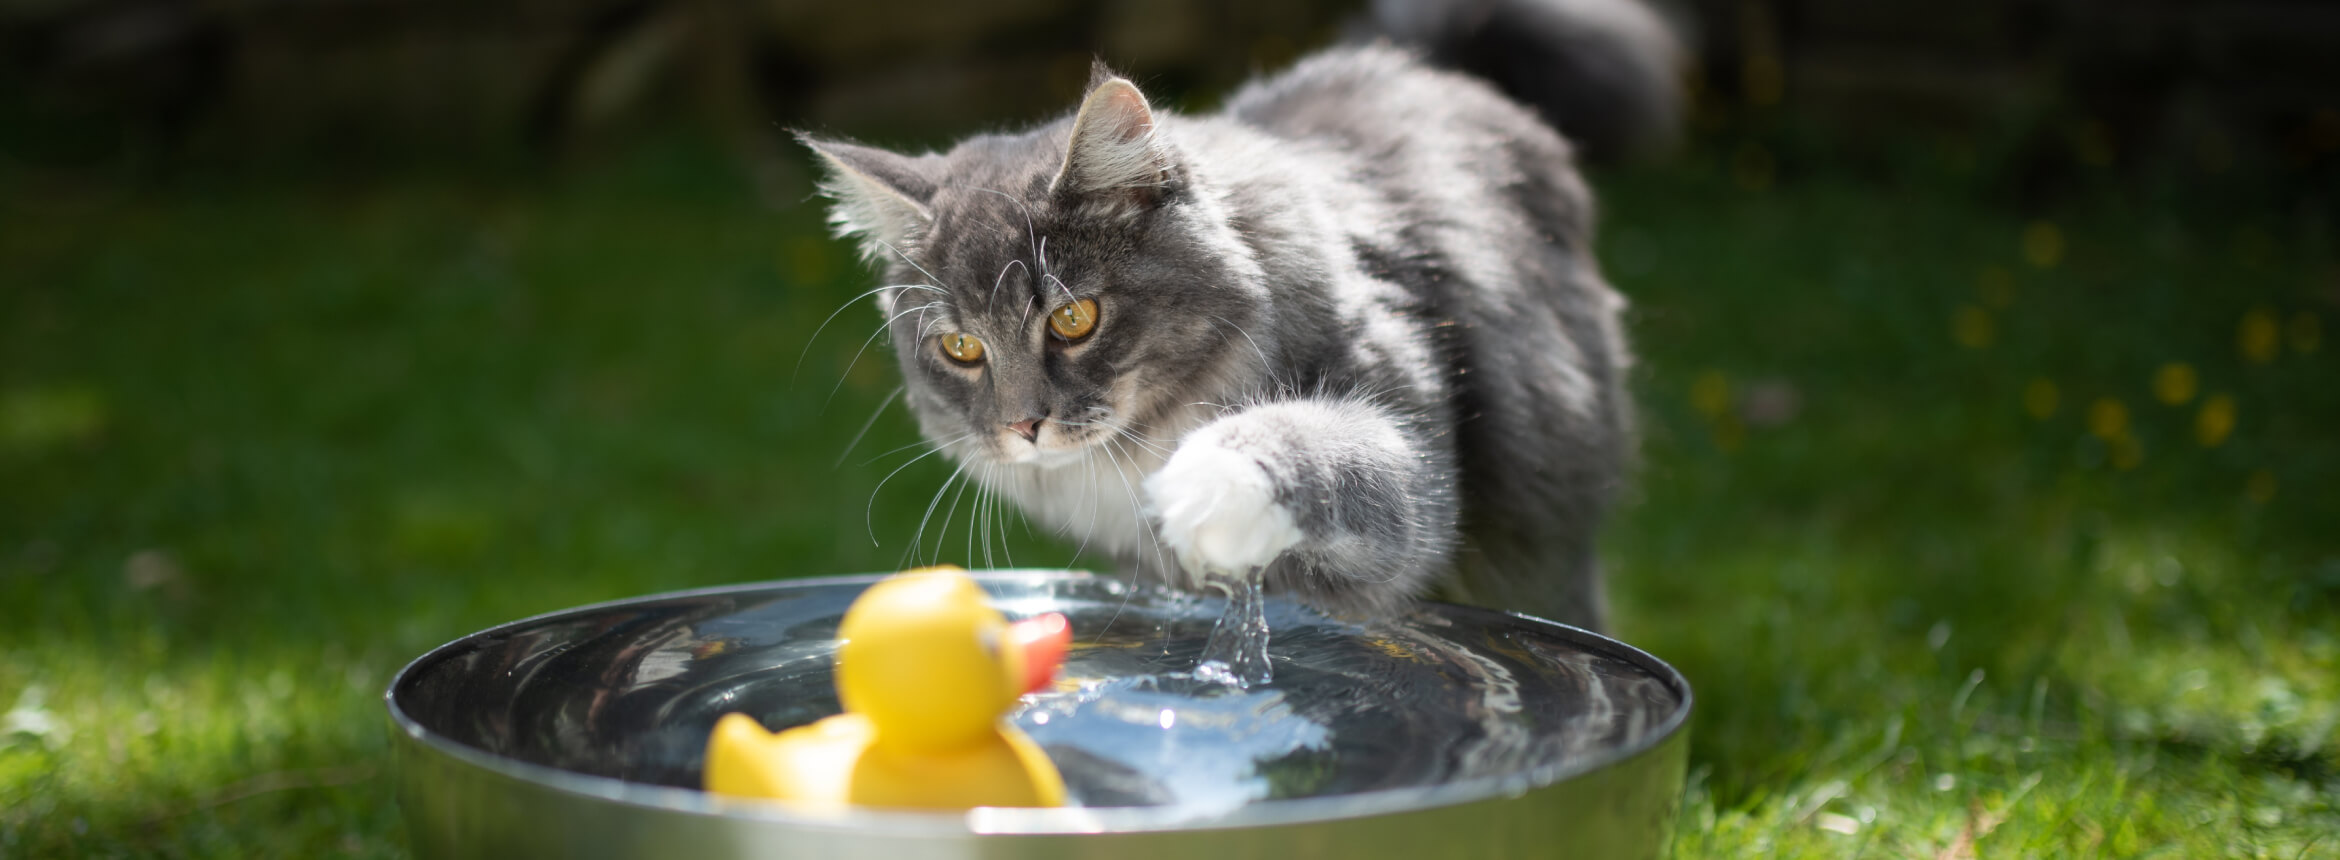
top-left (1007, 417), bottom-right (1043, 443)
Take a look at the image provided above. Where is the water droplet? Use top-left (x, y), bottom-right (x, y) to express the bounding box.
top-left (1193, 573), bottom-right (1271, 688)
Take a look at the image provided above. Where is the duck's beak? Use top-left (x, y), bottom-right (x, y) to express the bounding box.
top-left (1008, 612), bottom-right (1071, 695)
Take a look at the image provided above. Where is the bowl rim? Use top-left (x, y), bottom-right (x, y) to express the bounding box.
top-left (385, 569), bottom-right (1693, 836)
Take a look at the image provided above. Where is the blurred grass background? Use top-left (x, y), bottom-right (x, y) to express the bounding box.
top-left (3, 0), bottom-right (2338, 856)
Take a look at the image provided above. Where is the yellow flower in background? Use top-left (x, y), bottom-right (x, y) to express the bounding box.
top-left (2238, 306), bottom-right (2281, 363)
top-left (2023, 221), bottom-right (2064, 269)
top-left (1712, 415), bottom-right (1746, 452)
top-left (1691, 371), bottom-right (1731, 419)
top-left (2024, 378), bottom-right (2059, 419)
top-left (2110, 434), bottom-right (2144, 471)
top-left (2290, 311), bottom-right (2323, 354)
top-left (2246, 469), bottom-right (2278, 504)
top-left (1977, 266), bottom-right (2014, 309)
top-left (2087, 398), bottom-right (2128, 441)
top-left (2152, 362), bottom-right (2197, 405)
top-left (1952, 305), bottom-right (1994, 349)
top-left (2196, 394), bottom-right (2237, 447)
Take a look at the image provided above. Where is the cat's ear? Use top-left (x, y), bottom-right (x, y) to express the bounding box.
top-left (1050, 75), bottom-right (1172, 207)
top-left (797, 134), bottom-right (937, 264)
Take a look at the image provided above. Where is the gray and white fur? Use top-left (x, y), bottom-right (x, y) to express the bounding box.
top-left (799, 0), bottom-right (1675, 631)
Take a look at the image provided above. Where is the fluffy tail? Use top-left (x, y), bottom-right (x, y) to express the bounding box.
top-left (1371, 0), bottom-right (1687, 162)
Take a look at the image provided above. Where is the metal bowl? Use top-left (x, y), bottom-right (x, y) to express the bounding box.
top-left (387, 570), bottom-right (1691, 858)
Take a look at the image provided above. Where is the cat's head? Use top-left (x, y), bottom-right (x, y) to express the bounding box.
top-left (801, 74), bottom-right (1267, 468)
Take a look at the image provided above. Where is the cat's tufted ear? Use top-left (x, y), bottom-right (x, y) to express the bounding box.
top-left (797, 134), bottom-right (938, 264)
top-left (1050, 75), bottom-right (1173, 207)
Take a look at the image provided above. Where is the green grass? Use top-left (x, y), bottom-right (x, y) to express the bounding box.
top-left (2, 142), bottom-right (2334, 857)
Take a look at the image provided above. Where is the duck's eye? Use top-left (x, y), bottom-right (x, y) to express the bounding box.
top-left (976, 626), bottom-right (1000, 658)
top-left (939, 332), bottom-right (986, 365)
top-left (1047, 298), bottom-right (1099, 341)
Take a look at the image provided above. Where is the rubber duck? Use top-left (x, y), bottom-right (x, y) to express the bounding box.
top-left (703, 566), bottom-right (1073, 809)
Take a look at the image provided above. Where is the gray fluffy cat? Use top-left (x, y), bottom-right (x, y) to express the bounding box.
top-left (801, 0), bottom-right (1677, 631)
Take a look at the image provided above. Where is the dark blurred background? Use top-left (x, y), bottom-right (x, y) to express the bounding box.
top-left (5, 3), bottom-right (2340, 855)
top-left (5, 0), bottom-right (2338, 205)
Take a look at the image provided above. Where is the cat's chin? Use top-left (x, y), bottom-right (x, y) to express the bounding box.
top-left (994, 442), bottom-right (1096, 470)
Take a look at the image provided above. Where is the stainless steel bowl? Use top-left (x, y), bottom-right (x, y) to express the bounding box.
top-left (387, 570), bottom-right (1691, 858)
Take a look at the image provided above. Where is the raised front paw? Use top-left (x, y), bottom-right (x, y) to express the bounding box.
top-left (1143, 441), bottom-right (1303, 586)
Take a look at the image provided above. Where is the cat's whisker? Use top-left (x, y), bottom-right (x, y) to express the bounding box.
top-left (874, 240), bottom-right (949, 294)
top-left (963, 186), bottom-right (1044, 284)
top-left (1097, 413), bottom-right (1177, 458)
top-left (834, 386), bottom-right (905, 468)
top-left (829, 300), bottom-right (947, 407)
top-left (871, 440), bottom-right (967, 549)
top-left (1080, 413), bottom-right (1172, 460)
top-left (979, 466), bottom-right (998, 569)
top-left (793, 283), bottom-right (945, 383)
top-left (859, 429), bottom-right (971, 469)
top-left (1069, 447), bottom-right (1101, 563)
top-left (987, 465), bottom-right (1016, 570)
top-left (987, 258), bottom-right (1028, 313)
top-left (966, 468), bottom-right (982, 569)
top-left (909, 460), bottom-right (972, 568)
top-left (1202, 313), bottom-right (1274, 375)
top-left (1182, 400), bottom-right (1246, 425)
top-left (999, 470), bottom-right (1021, 569)
top-left (1077, 443), bottom-right (1142, 643)
top-left (1098, 432), bottom-right (1173, 586)
top-left (1326, 378), bottom-right (1420, 411)
top-left (907, 300), bottom-right (955, 342)
top-left (975, 464), bottom-right (1000, 570)
top-left (935, 459), bottom-right (979, 566)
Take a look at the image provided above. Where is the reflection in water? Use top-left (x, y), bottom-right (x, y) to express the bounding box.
top-left (395, 575), bottom-right (1683, 811)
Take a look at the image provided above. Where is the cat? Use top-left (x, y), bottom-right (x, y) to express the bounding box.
top-left (800, 0), bottom-right (1678, 631)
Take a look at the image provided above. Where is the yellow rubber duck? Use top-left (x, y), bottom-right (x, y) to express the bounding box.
top-left (703, 566), bottom-right (1072, 809)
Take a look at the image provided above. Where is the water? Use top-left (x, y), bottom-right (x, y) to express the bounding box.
top-left (996, 578), bottom-right (1680, 810)
top-left (1192, 571), bottom-right (1272, 688)
top-left (402, 574), bottom-right (1684, 813)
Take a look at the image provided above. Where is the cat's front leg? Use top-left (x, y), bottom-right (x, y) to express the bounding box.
top-left (1142, 398), bottom-right (1456, 616)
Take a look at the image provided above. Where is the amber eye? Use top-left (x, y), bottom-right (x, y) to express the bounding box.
top-left (939, 332), bottom-right (986, 365)
top-left (1047, 298), bottom-right (1099, 341)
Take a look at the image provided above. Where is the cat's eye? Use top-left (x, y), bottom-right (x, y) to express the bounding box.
top-left (939, 332), bottom-right (986, 365)
top-left (1047, 298), bottom-right (1099, 341)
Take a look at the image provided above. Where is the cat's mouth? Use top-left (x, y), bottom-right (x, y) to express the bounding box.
top-left (996, 422), bottom-right (1105, 468)
top-left (987, 388), bottom-right (1168, 469)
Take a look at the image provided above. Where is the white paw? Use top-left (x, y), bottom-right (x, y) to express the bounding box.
top-left (1144, 442), bottom-right (1302, 584)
